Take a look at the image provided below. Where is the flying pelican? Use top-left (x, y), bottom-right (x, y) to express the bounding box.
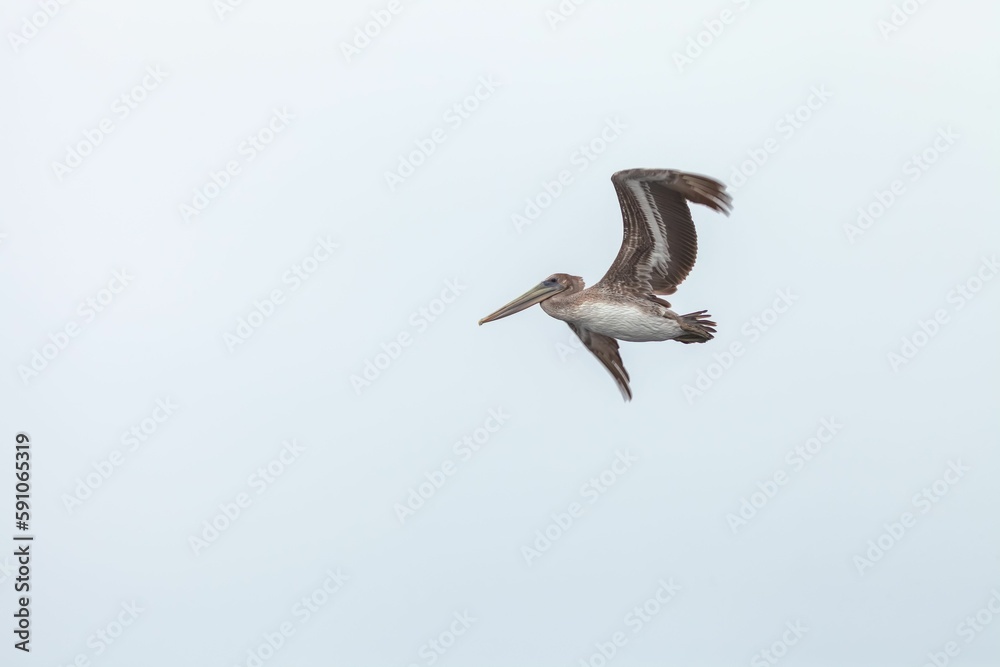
top-left (479, 168), bottom-right (732, 401)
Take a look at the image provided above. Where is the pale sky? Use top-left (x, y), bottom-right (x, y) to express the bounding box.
top-left (1, 1), bottom-right (999, 665)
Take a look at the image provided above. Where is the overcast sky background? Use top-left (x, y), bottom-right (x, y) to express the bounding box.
top-left (1, 1), bottom-right (999, 665)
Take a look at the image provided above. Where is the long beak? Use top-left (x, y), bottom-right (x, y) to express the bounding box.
top-left (478, 282), bottom-right (564, 325)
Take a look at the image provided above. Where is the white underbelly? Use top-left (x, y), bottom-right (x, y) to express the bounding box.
top-left (568, 302), bottom-right (682, 342)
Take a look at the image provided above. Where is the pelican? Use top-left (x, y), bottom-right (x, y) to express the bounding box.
top-left (479, 168), bottom-right (732, 401)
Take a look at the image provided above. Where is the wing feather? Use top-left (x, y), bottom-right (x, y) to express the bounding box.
top-left (597, 169), bottom-right (732, 295)
top-left (568, 323), bottom-right (632, 401)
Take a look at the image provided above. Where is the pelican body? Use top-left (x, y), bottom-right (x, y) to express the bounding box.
top-left (479, 169), bottom-right (732, 401)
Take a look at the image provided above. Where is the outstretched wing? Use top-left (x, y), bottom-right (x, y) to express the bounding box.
top-left (568, 323), bottom-right (632, 401)
top-left (597, 169), bottom-right (732, 296)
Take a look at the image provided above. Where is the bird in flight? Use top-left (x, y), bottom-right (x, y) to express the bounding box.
top-left (479, 168), bottom-right (732, 401)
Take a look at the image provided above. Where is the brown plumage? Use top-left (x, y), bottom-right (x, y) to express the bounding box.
top-left (479, 168), bottom-right (732, 401)
top-left (568, 322), bottom-right (632, 400)
top-left (598, 169), bottom-right (732, 297)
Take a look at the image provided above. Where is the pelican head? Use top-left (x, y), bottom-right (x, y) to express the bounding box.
top-left (478, 273), bottom-right (582, 325)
